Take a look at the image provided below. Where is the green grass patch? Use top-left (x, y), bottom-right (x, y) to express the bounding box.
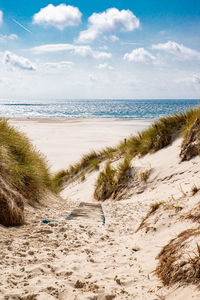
top-left (94, 162), bottom-right (116, 201)
top-left (94, 157), bottom-right (132, 201)
top-left (0, 119), bottom-right (53, 204)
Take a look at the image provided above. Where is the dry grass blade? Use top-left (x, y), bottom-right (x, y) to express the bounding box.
top-left (191, 184), bottom-right (199, 196)
top-left (155, 228), bottom-right (200, 286)
top-left (135, 201), bottom-right (163, 232)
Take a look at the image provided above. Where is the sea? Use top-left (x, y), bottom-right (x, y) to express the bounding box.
top-left (0, 99), bottom-right (200, 119)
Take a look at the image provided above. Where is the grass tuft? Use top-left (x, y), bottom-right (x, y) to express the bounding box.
top-left (155, 229), bottom-right (200, 286)
top-left (94, 162), bottom-right (116, 201)
top-left (136, 201), bottom-right (163, 232)
top-left (139, 170), bottom-right (150, 182)
top-left (94, 157), bottom-right (132, 201)
top-left (180, 116), bottom-right (200, 161)
top-left (52, 150), bottom-right (104, 190)
top-left (88, 159), bottom-right (100, 170)
top-left (0, 119), bottom-right (53, 204)
top-left (0, 119), bottom-right (55, 226)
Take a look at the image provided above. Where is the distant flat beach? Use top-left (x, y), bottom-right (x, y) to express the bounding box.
top-left (9, 118), bottom-right (151, 172)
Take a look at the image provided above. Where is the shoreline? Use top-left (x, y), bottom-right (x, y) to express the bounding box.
top-left (8, 117), bottom-right (153, 123)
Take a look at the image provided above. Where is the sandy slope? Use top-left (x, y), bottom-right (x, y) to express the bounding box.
top-left (1, 120), bottom-right (200, 299)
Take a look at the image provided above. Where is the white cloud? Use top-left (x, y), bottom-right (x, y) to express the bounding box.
top-left (78, 29), bottom-right (99, 44)
top-left (152, 41), bottom-right (200, 59)
top-left (77, 8), bottom-right (140, 43)
top-left (32, 43), bottom-right (112, 59)
top-left (0, 34), bottom-right (18, 43)
top-left (124, 48), bottom-right (156, 63)
top-left (43, 61), bottom-right (74, 69)
top-left (103, 34), bottom-right (119, 42)
top-left (32, 43), bottom-right (74, 53)
top-left (0, 11), bottom-right (3, 26)
top-left (9, 34), bottom-right (18, 40)
top-left (176, 74), bottom-right (200, 85)
top-left (2, 51), bottom-right (36, 71)
top-left (33, 4), bottom-right (82, 30)
top-left (109, 35), bottom-right (119, 42)
top-left (98, 63), bottom-right (113, 70)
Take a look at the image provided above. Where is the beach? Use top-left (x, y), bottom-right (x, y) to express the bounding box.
top-left (1, 117), bottom-right (200, 299)
top-left (1, 0), bottom-right (200, 297)
top-left (9, 118), bottom-right (151, 172)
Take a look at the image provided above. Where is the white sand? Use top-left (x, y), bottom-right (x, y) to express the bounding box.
top-left (1, 119), bottom-right (200, 299)
top-left (9, 118), bottom-right (151, 173)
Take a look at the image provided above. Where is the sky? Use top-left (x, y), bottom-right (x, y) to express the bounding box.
top-left (0, 0), bottom-right (200, 100)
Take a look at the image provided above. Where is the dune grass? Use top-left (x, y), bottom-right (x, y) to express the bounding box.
top-left (52, 148), bottom-right (117, 192)
top-left (155, 228), bottom-right (200, 286)
top-left (94, 157), bottom-right (132, 201)
top-left (94, 162), bottom-right (116, 201)
top-left (135, 201), bottom-right (163, 232)
top-left (53, 106), bottom-right (200, 191)
top-left (0, 118), bottom-right (53, 204)
top-left (119, 112), bottom-right (186, 157)
top-left (139, 170), bottom-right (150, 182)
top-left (52, 150), bottom-right (103, 192)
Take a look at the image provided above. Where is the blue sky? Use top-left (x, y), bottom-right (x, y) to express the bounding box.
top-left (0, 0), bottom-right (200, 100)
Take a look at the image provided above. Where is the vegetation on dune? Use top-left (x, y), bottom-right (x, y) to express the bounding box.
top-left (52, 150), bottom-right (102, 192)
top-left (94, 157), bottom-right (132, 201)
top-left (0, 119), bottom-right (53, 202)
top-left (94, 162), bottom-right (116, 201)
top-left (155, 229), bottom-right (200, 286)
top-left (0, 119), bottom-right (53, 226)
top-left (53, 107), bottom-right (200, 191)
top-left (138, 170), bottom-right (150, 182)
top-left (52, 148), bottom-right (116, 192)
top-left (119, 111), bottom-right (187, 157)
top-left (94, 107), bottom-right (200, 201)
top-left (135, 201), bottom-right (164, 233)
top-left (0, 176), bottom-right (25, 227)
top-left (2, 106), bottom-right (200, 225)
top-left (180, 116), bottom-right (200, 161)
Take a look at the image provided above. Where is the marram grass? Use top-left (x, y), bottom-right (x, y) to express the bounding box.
top-left (53, 106), bottom-right (200, 190)
top-left (0, 118), bottom-right (53, 204)
top-left (94, 157), bottom-right (132, 201)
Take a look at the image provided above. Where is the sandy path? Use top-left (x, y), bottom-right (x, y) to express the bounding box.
top-left (0, 196), bottom-right (160, 300)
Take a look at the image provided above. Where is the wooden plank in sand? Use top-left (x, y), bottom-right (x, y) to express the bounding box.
top-left (66, 202), bottom-right (105, 224)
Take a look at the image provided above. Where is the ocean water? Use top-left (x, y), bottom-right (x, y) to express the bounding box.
top-left (0, 99), bottom-right (200, 119)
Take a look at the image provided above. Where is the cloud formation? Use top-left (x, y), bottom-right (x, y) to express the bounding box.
top-left (124, 48), bottom-right (156, 63)
top-left (33, 4), bottom-right (82, 30)
top-left (152, 41), bottom-right (200, 59)
top-left (32, 43), bottom-right (111, 59)
top-left (3, 51), bottom-right (36, 71)
top-left (0, 11), bottom-right (3, 26)
top-left (0, 34), bottom-right (18, 43)
top-left (77, 8), bottom-right (140, 43)
top-left (44, 61), bottom-right (74, 69)
top-left (98, 63), bottom-right (113, 70)
top-left (176, 74), bottom-right (200, 85)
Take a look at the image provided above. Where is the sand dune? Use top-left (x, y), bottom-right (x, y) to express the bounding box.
top-left (1, 119), bottom-right (200, 299)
